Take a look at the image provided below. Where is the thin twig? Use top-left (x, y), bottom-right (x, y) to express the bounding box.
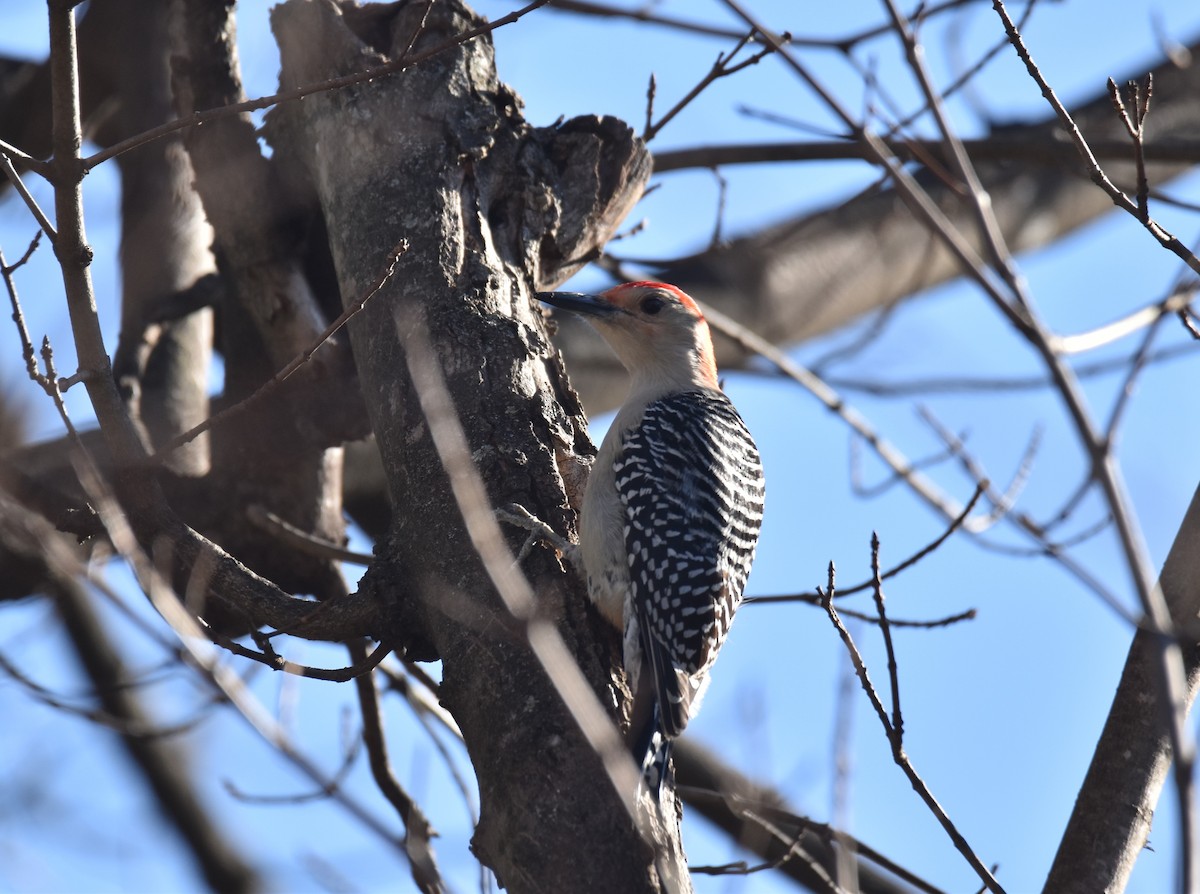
top-left (869, 534), bottom-right (903, 740)
top-left (1051, 284), bottom-right (1196, 354)
top-left (684, 1), bottom-right (1173, 633)
top-left (2, 245), bottom-right (53, 389)
top-left (708, 168), bottom-right (729, 249)
top-left (831, 615), bottom-right (859, 892)
top-left (0, 152), bottom-right (57, 245)
top-left (991, 1), bottom-right (1200, 276)
top-left (212, 634), bottom-right (394, 683)
top-left (70, 450), bottom-right (412, 857)
top-left (726, 5), bottom-right (1194, 877)
top-left (548, 0), bottom-right (978, 50)
top-left (882, 0), bottom-right (1026, 296)
top-left (811, 301), bottom-right (900, 373)
top-left (746, 592), bottom-right (977, 628)
top-left (916, 407), bottom-right (1037, 531)
top-left (39, 336), bottom-right (83, 444)
top-left (701, 301), bottom-right (986, 528)
top-left (1108, 76), bottom-right (1153, 221)
top-left (150, 239), bottom-right (408, 462)
top-left (753, 484), bottom-right (985, 603)
top-left (0, 137), bottom-right (50, 173)
top-left (720, 804), bottom-right (842, 891)
top-left (1148, 187), bottom-right (1200, 215)
top-left (888, 0), bottom-right (1041, 137)
top-left (740, 801), bottom-right (951, 894)
top-left (1180, 306), bottom-right (1200, 340)
top-left (725, 295), bottom-right (1131, 615)
top-left (850, 440), bottom-right (958, 500)
top-left (820, 562), bottom-right (1006, 893)
top-left (352, 639), bottom-right (445, 894)
top-left (1, 230), bottom-right (43, 273)
top-left (247, 504), bottom-right (374, 565)
top-left (643, 72), bottom-right (656, 137)
top-left (83, 0), bottom-right (552, 171)
top-left (643, 29), bottom-right (783, 142)
top-left (382, 665), bottom-right (478, 824)
top-left (223, 731), bottom-right (361, 805)
top-left (0, 649), bottom-right (217, 740)
top-left (990, 6), bottom-right (1198, 884)
top-left (825, 342), bottom-right (1196, 397)
top-left (1103, 283), bottom-right (1173, 442)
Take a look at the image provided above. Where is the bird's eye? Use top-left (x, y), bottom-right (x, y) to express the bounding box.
top-left (641, 295), bottom-right (666, 315)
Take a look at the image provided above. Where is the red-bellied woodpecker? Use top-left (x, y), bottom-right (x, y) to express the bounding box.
top-left (537, 281), bottom-right (765, 795)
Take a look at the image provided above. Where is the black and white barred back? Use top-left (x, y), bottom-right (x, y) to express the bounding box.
top-left (614, 388), bottom-right (765, 739)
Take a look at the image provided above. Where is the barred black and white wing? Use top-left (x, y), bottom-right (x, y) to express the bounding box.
top-left (614, 389), bottom-right (765, 739)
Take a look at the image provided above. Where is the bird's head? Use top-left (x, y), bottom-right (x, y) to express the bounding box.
top-left (537, 282), bottom-right (718, 391)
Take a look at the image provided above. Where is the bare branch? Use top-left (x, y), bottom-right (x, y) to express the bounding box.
top-left (53, 574), bottom-right (260, 893)
top-left (1045, 484), bottom-right (1200, 893)
top-left (0, 151), bottom-right (56, 243)
top-left (352, 640), bottom-right (446, 894)
top-left (223, 729), bottom-right (360, 805)
top-left (675, 738), bottom-right (946, 894)
top-left (701, 300), bottom-right (989, 528)
top-left (1107, 76), bottom-right (1153, 221)
top-left (212, 635), bottom-right (394, 683)
top-left (247, 504), bottom-right (374, 566)
top-left (990, 5), bottom-right (1198, 883)
top-left (150, 239), bottom-right (408, 464)
top-left (820, 561), bottom-right (1005, 893)
top-left (643, 29), bottom-right (783, 142)
top-left (752, 484), bottom-right (985, 604)
top-left (82, 0), bottom-right (553, 171)
top-left (68, 445), bottom-right (411, 861)
top-left (548, 0), bottom-right (980, 51)
top-left (991, 1), bottom-right (1200, 277)
top-left (652, 135), bottom-right (1200, 173)
top-left (1051, 284), bottom-right (1196, 355)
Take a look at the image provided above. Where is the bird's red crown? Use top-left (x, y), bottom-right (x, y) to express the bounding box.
top-left (601, 281), bottom-right (704, 318)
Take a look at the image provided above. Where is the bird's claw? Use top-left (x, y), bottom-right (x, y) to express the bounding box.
top-left (496, 503), bottom-right (579, 568)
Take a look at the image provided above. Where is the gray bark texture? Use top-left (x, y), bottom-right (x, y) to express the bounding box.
top-left (265, 1), bottom-right (683, 890)
top-left (1044, 484), bottom-right (1200, 893)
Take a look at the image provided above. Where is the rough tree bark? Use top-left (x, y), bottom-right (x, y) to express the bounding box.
top-left (266, 0), bottom-right (680, 890)
top-left (1044, 483), bottom-right (1200, 893)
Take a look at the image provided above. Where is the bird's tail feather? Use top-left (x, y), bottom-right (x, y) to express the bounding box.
top-left (634, 704), bottom-right (673, 800)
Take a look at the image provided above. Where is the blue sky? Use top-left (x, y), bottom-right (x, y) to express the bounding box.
top-left (2, 1), bottom-right (1200, 892)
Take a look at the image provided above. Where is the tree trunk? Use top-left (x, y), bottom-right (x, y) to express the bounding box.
top-left (267, 1), bottom-right (681, 889)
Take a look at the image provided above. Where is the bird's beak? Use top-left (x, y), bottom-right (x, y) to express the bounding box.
top-left (536, 291), bottom-right (620, 318)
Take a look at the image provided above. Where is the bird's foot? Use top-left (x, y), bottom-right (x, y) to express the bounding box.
top-left (496, 503), bottom-right (581, 570)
